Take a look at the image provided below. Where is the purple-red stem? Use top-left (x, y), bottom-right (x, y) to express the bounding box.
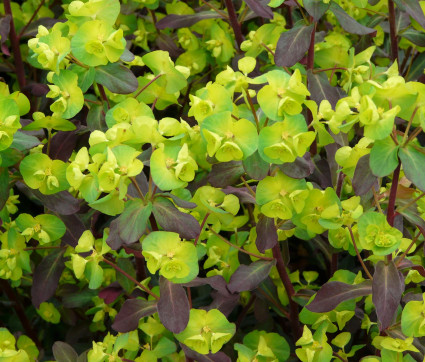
top-left (97, 84), bottom-right (110, 109)
top-left (386, 162), bottom-right (401, 262)
top-left (388, 0), bottom-right (399, 66)
top-left (306, 20), bottom-right (317, 155)
top-left (224, 0), bottom-right (243, 49)
top-left (271, 244), bottom-right (302, 340)
top-left (4, 0), bottom-right (26, 90)
top-left (18, 0), bottom-right (46, 39)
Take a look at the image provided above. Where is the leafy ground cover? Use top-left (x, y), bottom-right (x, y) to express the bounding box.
top-left (2, 0), bottom-right (425, 361)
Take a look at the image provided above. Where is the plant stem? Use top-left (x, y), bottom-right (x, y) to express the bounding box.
top-left (307, 21), bottom-right (316, 71)
top-left (348, 225), bottom-right (373, 280)
top-left (102, 257), bottom-right (159, 300)
top-left (97, 84), bottom-right (110, 109)
top-left (240, 176), bottom-right (256, 197)
top-left (0, 280), bottom-right (41, 347)
top-left (4, 0), bottom-right (26, 90)
top-left (405, 126), bottom-right (423, 146)
top-left (209, 228), bottom-right (274, 261)
top-left (257, 288), bottom-right (290, 318)
top-left (194, 213), bottom-right (210, 246)
top-left (387, 162), bottom-right (401, 228)
top-left (402, 106), bottom-right (419, 145)
top-left (200, 0), bottom-right (229, 19)
top-left (244, 89), bottom-right (260, 132)
top-left (395, 230), bottom-right (421, 267)
top-left (235, 294), bottom-right (256, 329)
top-left (134, 74), bottom-right (163, 98)
top-left (149, 214), bottom-right (159, 231)
top-left (372, 187), bottom-right (384, 214)
top-left (46, 129), bottom-right (52, 156)
top-left (18, 0), bottom-right (46, 39)
top-left (224, 0), bottom-right (244, 49)
top-left (388, 0), bottom-right (399, 66)
top-left (130, 177), bottom-right (146, 203)
top-left (397, 191), bottom-right (425, 214)
top-left (271, 243), bottom-right (302, 340)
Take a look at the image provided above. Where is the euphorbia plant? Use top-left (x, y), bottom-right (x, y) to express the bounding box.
top-left (2, 0), bottom-right (425, 361)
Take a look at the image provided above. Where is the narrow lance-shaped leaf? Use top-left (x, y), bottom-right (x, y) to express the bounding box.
top-left (256, 215), bottom-right (278, 253)
top-left (112, 299), bottom-right (158, 332)
top-left (330, 2), bottom-right (377, 35)
top-left (31, 249), bottom-right (66, 308)
top-left (275, 25), bottom-right (314, 67)
top-left (394, 0), bottom-right (425, 29)
top-left (152, 197), bottom-right (200, 239)
top-left (372, 260), bottom-right (404, 331)
top-left (303, 0), bottom-right (331, 21)
top-left (306, 280), bottom-right (373, 313)
top-left (52, 342), bottom-right (78, 362)
top-left (157, 277), bottom-right (190, 333)
top-left (156, 12), bottom-right (222, 30)
top-left (401, 29), bottom-right (425, 47)
top-left (243, 0), bottom-right (274, 19)
top-left (95, 63), bottom-right (138, 94)
top-left (228, 260), bottom-right (276, 293)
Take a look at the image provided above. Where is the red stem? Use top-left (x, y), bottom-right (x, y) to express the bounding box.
top-left (386, 162), bottom-right (401, 262)
top-left (307, 21), bottom-right (316, 71)
top-left (224, 0), bottom-right (244, 49)
top-left (4, 0), bottom-right (26, 89)
top-left (388, 0), bottom-right (399, 66)
top-left (18, 0), bottom-right (46, 38)
top-left (271, 244), bottom-right (302, 340)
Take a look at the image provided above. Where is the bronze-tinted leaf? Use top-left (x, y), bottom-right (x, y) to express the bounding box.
top-left (208, 161), bottom-right (245, 188)
top-left (117, 200), bottom-right (152, 244)
top-left (157, 277), bottom-right (190, 333)
top-left (157, 12), bottom-right (222, 29)
top-left (95, 63), bottom-right (138, 94)
top-left (330, 2), bottom-right (377, 35)
top-left (303, 0), bottom-right (330, 21)
top-left (112, 299), bottom-right (157, 332)
top-left (307, 70), bottom-right (342, 108)
top-left (353, 154), bottom-right (378, 196)
top-left (228, 260), bottom-right (276, 293)
top-left (256, 215), bottom-right (278, 253)
top-left (243, 0), bottom-right (273, 19)
top-left (52, 341), bottom-right (78, 362)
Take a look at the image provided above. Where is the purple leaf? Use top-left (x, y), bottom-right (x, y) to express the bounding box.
top-left (394, 0), bottom-right (425, 29)
top-left (208, 161), bottom-right (245, 188)
top-left (59, 214), bottom-right (86, 247)
top-left (303, 0), bottom-right (331, 21)
top-left (207, 291), bottom-right (240, 316)
top-left (112, 299), bottom-right (157, 333)
top-left (95, 63), bottom-right (138, 94)
top-left (152, 197), bottom-right (200, 239)
top-left (353, 154), bottom-right (378, 196)
top-left (99, 282), bottom-right (123, 304)
top-left (31, 249), bottom-right (66, 308)
top-left (106, 218), bottom-right (127, 250)
top-left (243, 0), bottom-right (273, 19)
top-left (31, 190), bottom-right (80, 215)
top-left (0, 168), bottom-right (10, 211)
top-left (275, 25), bottom-right (314, 67)
top-left (127, 172), bottom-right (149, 198)
top-left (117, 200), bottom-right (152, 244)
top-left (157, 277), bottom-right (190, 333)
top-left (52, 341), bottom-right (78, 362)
top-left (307, 70), bottom-right (342, 109)
top-left (157, 12), bottom-right (222, 29)
top-left (184, 276), bottom-right (229, 295)
top-left (0, 16), bottom-right (11, 53)
top-left (44, 130), bottom-right (78, 162)
top-left (330, 2), bottom-right (377, 35)
top-left (158, 193), bottom-right (197, 209)
top-left (222, 186), bottom-right (256, 204)
top-left (243, 151), bottom-right (269, 181)
top-left (256, 215), bottom-right (278, 253)
top-left (181, 344), bottom-right (231, 362)
top-left (228, 260), bottom-right (276, 294)
top-left (279, 153), bottom-right (315, 179)
top-left (372, 261), bottom-right (404, 331)
top-left (306, 280), bottom-right (372, 313)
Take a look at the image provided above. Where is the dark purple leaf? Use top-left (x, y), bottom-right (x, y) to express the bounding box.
top-left (23, 83), bottom-right (50, 97)
top-left (95, 63), bottom-right (138, 94)
top-left (303, 0), bottom-right (331, 21)
top-left (279, 153), bottom-right (315, 179)
top-left (372, 261), bottom-right (404, 331)
top-left (116, 200), bottom-right (152, 244)
top-left (127, 172), bottom-right (149, 198)
top-left (0, 16), bottom-right (11, 54)
top-left (181, 344), bottom-right (231, 362)
top-left (52, 341), bottom-right (78, 362)
top-left (86, 103), bottom-right (107, 132)
top-left (228, 260), bottom-right (276, 294)
top-left (396, 9), bottom-right (411, 33)
top-left (31, 190), bottom-right (80, 215)
top-left (406, 53), bottom-right (425, 81)
top-left (208, 161), bottom-right (245, 188)
top-left (152, 197), bottom-right (200, 239)
top-left (99, 282), bottom-right (123, 304)
top-left (157, 193), bottom-right (197, 209)
top-left (353, 154), bottom-right (378, 196)
top-left (256, 215), bottom-right (278, 253)
top-left (207, 290), bottom-right (240, 316)
top-left (184, 275), bottom-right (229, 295)
top-left (243, 151), bottom-right (269, 181)
top-left (222, 186), bottom-right (256, 204)
top-left (157, 277), bottom-right (190, 333)
top-left (394, 0), bottom-right (425, 29)
top-left (330, 2), bottom-right (377, 35)
top-left (112, 299), bottom-right (157, 332)
top-left (306, 280), bottom-right (372, 313)
top-left (20, 18), bottom-right (64, 38)
top-left (106, 218), bottom-right (126, 250)
top-left (243, 0), bottom-right (273, 19)
top-left (157, 12), bottom-right (222, 29)
top-left (116, 258), bottom-right (137, 293)
top-left (307, 70), bottom-right (342, 109)
top-left (402, 29), bottom-right (425, 47)
top-left (0, 168), bottom-right (10, 211)
top-left (275, 25), bottom-right (314, 67)
top-left (59, 214), bottom-right (86, 247)
top-left (31, 249), bottom-right (66, 308)
top-left (155, 33), bottom-right (184, 59)
top-left (44, 130), bottom-right (78, 162)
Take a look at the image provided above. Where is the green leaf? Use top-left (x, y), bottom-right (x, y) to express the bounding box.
top-left (116, 258), bottom-right (136, 293)
top-left (275, 25), bottom-right (314, 67)
top-left (401, 28), bottom-right (425, 47)
top-left (399, 145), bottom-right (425, 192)
top-left (52, 341), bottom-right (78, 362)
top-left (116, 200), bottom-right (152, 244)
top-left (369, 137), bottom-right (399, 177)
top-left (95, 63), bottom-right (138, 94)
top-left (303, 0), bottom-right (331, 21)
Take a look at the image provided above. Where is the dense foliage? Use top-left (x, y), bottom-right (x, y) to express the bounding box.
top-left (2, 0), bottom-right (425, 360)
